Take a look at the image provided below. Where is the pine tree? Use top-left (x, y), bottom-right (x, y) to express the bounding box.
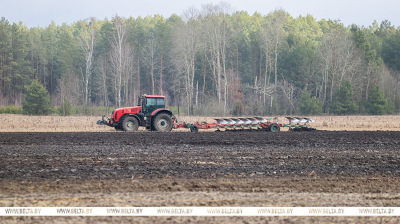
top-left (298, 88), bottom-right (322, 115)
top-left (381, 28), bottom-right (400, 71)
top-left (331, 81), bottom-right (358, 115)
top-left (22, 79), bottom-right (53, 115)
top-left (367, 85), bottom-right (387, 115)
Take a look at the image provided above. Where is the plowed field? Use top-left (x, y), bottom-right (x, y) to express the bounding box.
top-left (1, 131), bottom-right (400, 223)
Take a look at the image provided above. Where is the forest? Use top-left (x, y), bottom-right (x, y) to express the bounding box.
top-left (1, 3), bottom-right (399, 116)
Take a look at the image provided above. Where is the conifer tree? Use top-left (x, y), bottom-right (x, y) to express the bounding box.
top-left (299, 88), bottom-right (322, 115)
top-left (331, 81), bottom-right (358, 115)
top-left (367, 85), bottom-right (387, 115)
top-left (22, 79), bottom-right (53, 115)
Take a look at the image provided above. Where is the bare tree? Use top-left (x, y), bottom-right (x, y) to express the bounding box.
top-left (56, 70), bottom-right (81, 108)
top-left (278, 79), bottom-right (296, 114)
top-left (377, 65), bottom-right (398, 103)
top-left (258, 9), bottom-right (288, 112)
top-left (95, 56), bottom-right (110, 108)
top-left (142, 32), bottom-right (158, 95)
top-left (260, 18), bottom-right (274, 105)
top-left (201, 2), bottom-right (231, 113)
top-left (246, 78), bottom-right (275, 100)
top-left (77, 17), bottom-right (97, 106)
top-left (172, 7), bottom-right (200, 115)
top-left (317, 28), bottom-right (365, 111)
top-left (267, 9), bottom-right (288, 89)
top-left (363, 62), bottom-right (377, 101)
top-left (123, 45), bottom-right (135, 105)
top-left (110, 15), bottom-right (131, 107)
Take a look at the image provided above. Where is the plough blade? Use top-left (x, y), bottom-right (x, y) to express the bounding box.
top-left (231, 118), bottom-right (244, 124)
top-left (224, 119), bottom-right (236, 125)
top-left (286, 117), bottom-right (299, 124)
top-left (295, 117), bottom-right (308, 124)
top-left (304, 118), bottom-right (315, 124)
top-left (287, 117), bottom-right (315, 124)
top-left (239, 118), bottom-right (252, 124)
top-left (248, 118), bottom-right (260, 124)
top-left (255, 117), bottom-right (268, 123)
top-left (215, 119), bottom-right (228, 125)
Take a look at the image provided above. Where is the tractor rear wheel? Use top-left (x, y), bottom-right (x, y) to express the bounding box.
top-left (153, 113), bottom-right (173, 132)
top-left (269, 123), bottom-right (280, 132)
top-left (121, 116), bottom-right (139, 132)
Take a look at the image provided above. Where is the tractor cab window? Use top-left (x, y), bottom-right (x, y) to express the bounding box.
top-left (146, 98), bottom-right (156, 106)
top-left (156, 98), bottom-right (165, 108)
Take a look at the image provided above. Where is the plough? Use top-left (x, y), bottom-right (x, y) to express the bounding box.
top-left (175, 116), bottom-right (316, 132)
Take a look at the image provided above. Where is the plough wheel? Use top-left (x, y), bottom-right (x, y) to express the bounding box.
top-left (269, 123), bottom-right (280, 132)
top-left (190, 125), bottom-right (199, 133)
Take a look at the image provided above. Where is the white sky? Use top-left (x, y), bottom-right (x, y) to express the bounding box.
top-left (1, 0), bottom-right (399, 28)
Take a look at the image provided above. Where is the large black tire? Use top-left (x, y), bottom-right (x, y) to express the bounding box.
top-left (268, 123), bottom-right (280, 132)
top-left (121, 116), bottom-right (139, 132)
top-left (152, 113), bottom-right (173, 132)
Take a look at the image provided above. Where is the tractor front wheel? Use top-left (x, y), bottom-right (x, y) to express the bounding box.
top-left (153, 113), bottom-right (173, 132)
top-left (121, 117), bottom-right (139, 132)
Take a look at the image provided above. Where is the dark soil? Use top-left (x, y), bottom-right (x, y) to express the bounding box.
top-left (1, 131), bottom-right (399, 181)
top-left (1, 131), bottom-right (400, 223)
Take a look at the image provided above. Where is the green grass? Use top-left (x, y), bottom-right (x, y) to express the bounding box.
top-left (0, 106), bottom-right (23, 114)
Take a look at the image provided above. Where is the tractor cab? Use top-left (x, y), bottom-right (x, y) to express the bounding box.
top-left (141, 95), bottom-right (165, 116)
top-left (140, 95), bottom-right (165, 117)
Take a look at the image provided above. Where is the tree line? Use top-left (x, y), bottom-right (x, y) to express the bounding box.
top-left (1, 3), bottom-right (399, 116)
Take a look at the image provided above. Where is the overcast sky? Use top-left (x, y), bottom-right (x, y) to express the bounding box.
top-left (1, 0), bottom-right (399, 28)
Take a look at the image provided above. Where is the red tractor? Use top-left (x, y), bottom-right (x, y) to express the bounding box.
top-left (97, 94), bottom-right (316, 133)
top-left (97, 94), bottom-right (176, 132)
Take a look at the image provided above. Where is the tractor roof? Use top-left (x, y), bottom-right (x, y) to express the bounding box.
top-left (144, 95), bottom-right (165, 98)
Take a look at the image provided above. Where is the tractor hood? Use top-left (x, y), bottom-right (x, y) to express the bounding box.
top-left (112, 106), bottom-right (142, 122)
top-left (114, 106), bottom-right (142, 114)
